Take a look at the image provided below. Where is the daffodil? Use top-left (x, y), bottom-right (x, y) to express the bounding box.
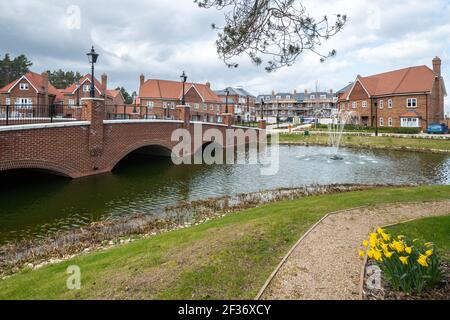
top-left (358, 250), bottom-right (366, 258)
top-left (425, 249), bottom-right (433, 257)
top-left (391, 240), bottom-right (405, 253)
top-left (417, 255), bottom-right (429, 268)
top-left (382, 233), bottom-right (391, 242)
top-left (399, 256), bottom-right (409, 265)
top-left (373, 250), bottom-right (383, 262)
top-left (424, 242), bottom-right (433, 247)
top-left (405, 247), bottom-right (412, 254)
top-left (397, 235), bottom-right (405, 240)
top-left (384, 250), bottom-right (393, 259)
top-left (377, 227), bottom-right (385, 235)
top-left (367, 250), bottom-right (375, 259)
top-left (362, 240), bottom-right (369, 248)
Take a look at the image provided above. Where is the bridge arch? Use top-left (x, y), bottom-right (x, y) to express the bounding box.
top-left (108, 140), bottom-right (175, 171)
top-left (0, 159), bottom-right (80, 178)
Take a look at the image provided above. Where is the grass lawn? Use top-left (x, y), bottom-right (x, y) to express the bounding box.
top-left (387, 215), bottom-right (450, 261)
top-left (0, 185), bottom-right (449, 300)
top-left (278, 133), bottom-right (450, 152)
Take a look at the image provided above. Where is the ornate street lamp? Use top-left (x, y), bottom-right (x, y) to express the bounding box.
top-left (180, 71), bottom-right (187, 105)
top-left (86, 46), bottom-right (99, 98)
top-left (260, 98), bottom-right (265, 121)
top-left (225, 88), bottom-right (230, 114)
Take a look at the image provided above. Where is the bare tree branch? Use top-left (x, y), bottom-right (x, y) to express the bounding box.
top-left (194, 0), bottom-right (347, 71)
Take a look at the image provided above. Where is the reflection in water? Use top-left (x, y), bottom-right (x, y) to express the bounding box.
top-left (0, 145), bottom-right (448, 244)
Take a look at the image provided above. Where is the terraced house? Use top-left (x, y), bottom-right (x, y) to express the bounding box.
top-left (338, 57), bottom-right (446, 130)
top-left (138, 75), bottom-right (223, 122)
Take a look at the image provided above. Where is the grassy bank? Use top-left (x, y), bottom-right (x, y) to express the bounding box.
top-left (0, 185), bottom-right (449, 300)
top-left (387, 215), bottom-right (450, 261)
top-left (279, 133), bottom-right (450, 153)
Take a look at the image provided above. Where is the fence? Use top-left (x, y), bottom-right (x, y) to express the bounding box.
top-left (0, 104), bottom-right (83, 126)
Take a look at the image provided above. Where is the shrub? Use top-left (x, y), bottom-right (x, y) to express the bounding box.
top-left (359, 228), bottom-right (443, 294)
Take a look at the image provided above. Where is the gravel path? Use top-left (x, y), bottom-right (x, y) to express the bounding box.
top-left (260, 201), bottom-right (450, 300)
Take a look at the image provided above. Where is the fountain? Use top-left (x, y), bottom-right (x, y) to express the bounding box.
top-left (315, 109), bottom-right (358, 160)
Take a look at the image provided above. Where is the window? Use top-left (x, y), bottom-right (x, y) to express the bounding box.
top-left (210, 104), bottom-right (214, 111)
top-left (379, 117), bottom-right (384, 127)
top-left (276, 95), bottom-right (281, 100)
top-left (379, 100), bottom-right (384, 109)
top-left (202, 104), bottom-right (207, 110)
top-left (16, 98), bottom-right (32, 108)
top-left (68, 99), bottom-right (75, 106)
top-left (170, 102), bottom-right (176, 109)
top-left (265, 96), bottom-right (270, 101)
top-left (407, 98), bottom-right (417, 108)
top-left (286, 95), bottom-right (291, 100)
top-left (388, 117), bottom-right (393, 127)
top-left (341, 103), bottom-right (345, 109)
top-left (320, 94), bottom-right (327, 99)
top-left (362, 101), bottom-right (368, 108)
top-left (401, 117), bottom-right (420, 127)
top-left (5, 98), bottom-right (10, 105)
top-left (217, 105), bottom-right (221, 112)
top-left (194, 103), bottom-right (200, 109)
top-left (352, 102), bottom-right (357, 109)
top-left (19, 83), bottom-right (29, 90)
top-left (147, 101), bottom-right (154, 108)
top-left (310, 95), bottom-right (316, 100)
top-left (388, 99), bottom-right (393, 108)
top-left (163, 102), bottom-right (168, 108)
top-left (83, 84), bottom-right (91, 92)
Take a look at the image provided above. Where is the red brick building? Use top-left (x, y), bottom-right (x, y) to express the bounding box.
top-left (138, 75), bottom-right (223, 122)
top-left (0, 71), bottom-right (63, 106)
top-left (338, 57), bottom-right (446, 130)
top-left (60, 74), bottom-right (122, 106)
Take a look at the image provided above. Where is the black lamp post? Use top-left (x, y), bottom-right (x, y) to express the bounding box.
top-left (276, 97), bottom-right (280, 128)
top-left (261, 99), bottom-right (265, 121)
top-left (180, 71), bottom-right (187, 105)
top-left (225, 88), bottom-right (230, 114)
top-left (86, 46), bottom-right (99, 98)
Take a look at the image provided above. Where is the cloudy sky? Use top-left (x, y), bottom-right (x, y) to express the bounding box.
top-left (0, 0), bottom-right (449, 111)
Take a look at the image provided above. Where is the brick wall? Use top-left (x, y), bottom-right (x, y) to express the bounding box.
top-left (0, 99), bottom-right (262, 178)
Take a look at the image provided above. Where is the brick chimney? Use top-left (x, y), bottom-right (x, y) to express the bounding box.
top-left (41, 71), bottom-right (49, 106)
top-left (272, 90), bottom-right (275, 96)
top-left (206, 81), bottom-right (211, 89)
top-left (433, 56), bottom-right (441, 76)
top-left (101, 73), bottom-right (108, 98)
top-left (304, 89), bottom-right (308, 96)
top-left (140, 74), bottom-right (145, 87)
top-left (330, 89), bottom-right (334, 95)
top-left (293, 89), bottom-right (297, 94)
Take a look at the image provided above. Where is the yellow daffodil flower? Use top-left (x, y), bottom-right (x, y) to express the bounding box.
top-left (384, 250), bottom-right (393, 259)
top-left (425, 250), bottom-right (433, 257)
top-left (362, 240), bottom-right (369, 248)
top-left (358, 250), bottom-right (365, 258)
top-left (417, 255), bottom-right (429, 268)
top-left (424, 242), bottom-right (433, 247)
top-left (377, 227), bottom-right (385, 235)
top-left (405, 247), bottom-right (412, 254)
top-left (399, 256), bottom-right (409, 265)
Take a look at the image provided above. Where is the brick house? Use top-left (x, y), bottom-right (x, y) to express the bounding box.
top-left (60, 73), bottom-right (120, 106)
top-left (338, 57), bottom-right (446, 130)
top-left (138, 75), bottom-right (223, 122)
top-left (0, 71), bottom-right (63, 110)
top-left (214, 87), bottom-right (257, 121)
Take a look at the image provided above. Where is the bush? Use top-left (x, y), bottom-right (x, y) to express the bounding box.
top-left (313, 124), bottom-right (421, 134)
top-left (359, 228), bottom-right (442, 294)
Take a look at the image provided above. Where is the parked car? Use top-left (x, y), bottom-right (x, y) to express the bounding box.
top-left (427, 123), bottom-right (449, 134)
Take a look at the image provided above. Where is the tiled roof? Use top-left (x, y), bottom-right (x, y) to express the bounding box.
top-left (344, 65), bottom-right (439, 99)
top-left (62, 74), bottom-right (103, 94)
top-left (107, 89), bottom-right (121, 98)
top-left (215, 87), bottom-right (256, 98)
top-left (140, 79), bottom-right (222, 104)
top-left (0, 71), bottom-right (61, 99)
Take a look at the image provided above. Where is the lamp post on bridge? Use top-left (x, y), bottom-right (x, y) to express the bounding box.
top-left (86, 46), bottom-right (99, 99)
top-left (180, 71), bottom-right (187, 106)
top-left (225, 88), bottom-right (230, 114)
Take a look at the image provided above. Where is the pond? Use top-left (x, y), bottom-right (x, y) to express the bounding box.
top-left (0, 145), bottom-right (449, 244)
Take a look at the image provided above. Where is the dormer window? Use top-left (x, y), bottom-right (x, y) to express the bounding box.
top-left (310, 95), bottom-right (316, 100)
top-left (19, 83), bottom-right (29, 90)
top-left (83, 84), bottom-right (91, 92)
top-left (320, 94), bottom-right (327, 99)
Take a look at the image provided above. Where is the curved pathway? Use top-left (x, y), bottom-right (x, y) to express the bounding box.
top-left (259, 201), bottom-right (450, 300)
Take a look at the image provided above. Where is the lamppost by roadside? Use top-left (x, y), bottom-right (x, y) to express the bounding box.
top-left (76, 79), bottom-right (80, 106)
top-left (260, 98), bottom-right (265, 121)
top-left (225, 88), bottom-right (230, 114)
top-left (276, 97), bottom-right (280, 128)
top-left (180, 71), bottom-right (187, 105)
top-left (374, 101), bottom-right (379, 137)
top-left (86, 46), bottom-right (99, 99)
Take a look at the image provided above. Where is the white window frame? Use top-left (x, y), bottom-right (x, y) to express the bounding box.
top-left (362, 101), bottom-right (368, 108)
top-left (320, 94), bottom-right (327, 99)
top-left (5, 97), bottom-right (11, 105)
top-left (285, 95), bottom-right (291, 100)
top-left (68, 99), bottom-right (75, 107)
top-left (83, 84), bottom-right (91, 92)
top-left (401, 117), bottom-right (420, 128)
top-left (388, 99), bottom-right (393, 109)
top-left (379, 117), bottom-right (384, 127)
top-left (407, 98), bottom-right (417, 108)
top-left (147, 101), bottom-right (154, 108)
top-left (310, 95), bottom-right (316, 100)
top-left (352, 101), bottom-right (357, 109)
top-left (19, 83), bottom-right (29, 90)
top-left (16, 98), bottom-right (33, 108)
top-left (379, 99), bottom-right (384, 109)
top-left (388, 117), bottom-right (393, 127)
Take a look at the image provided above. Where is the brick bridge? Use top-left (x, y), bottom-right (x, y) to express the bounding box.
top-left (0, 98), bottom-right (266, 178)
